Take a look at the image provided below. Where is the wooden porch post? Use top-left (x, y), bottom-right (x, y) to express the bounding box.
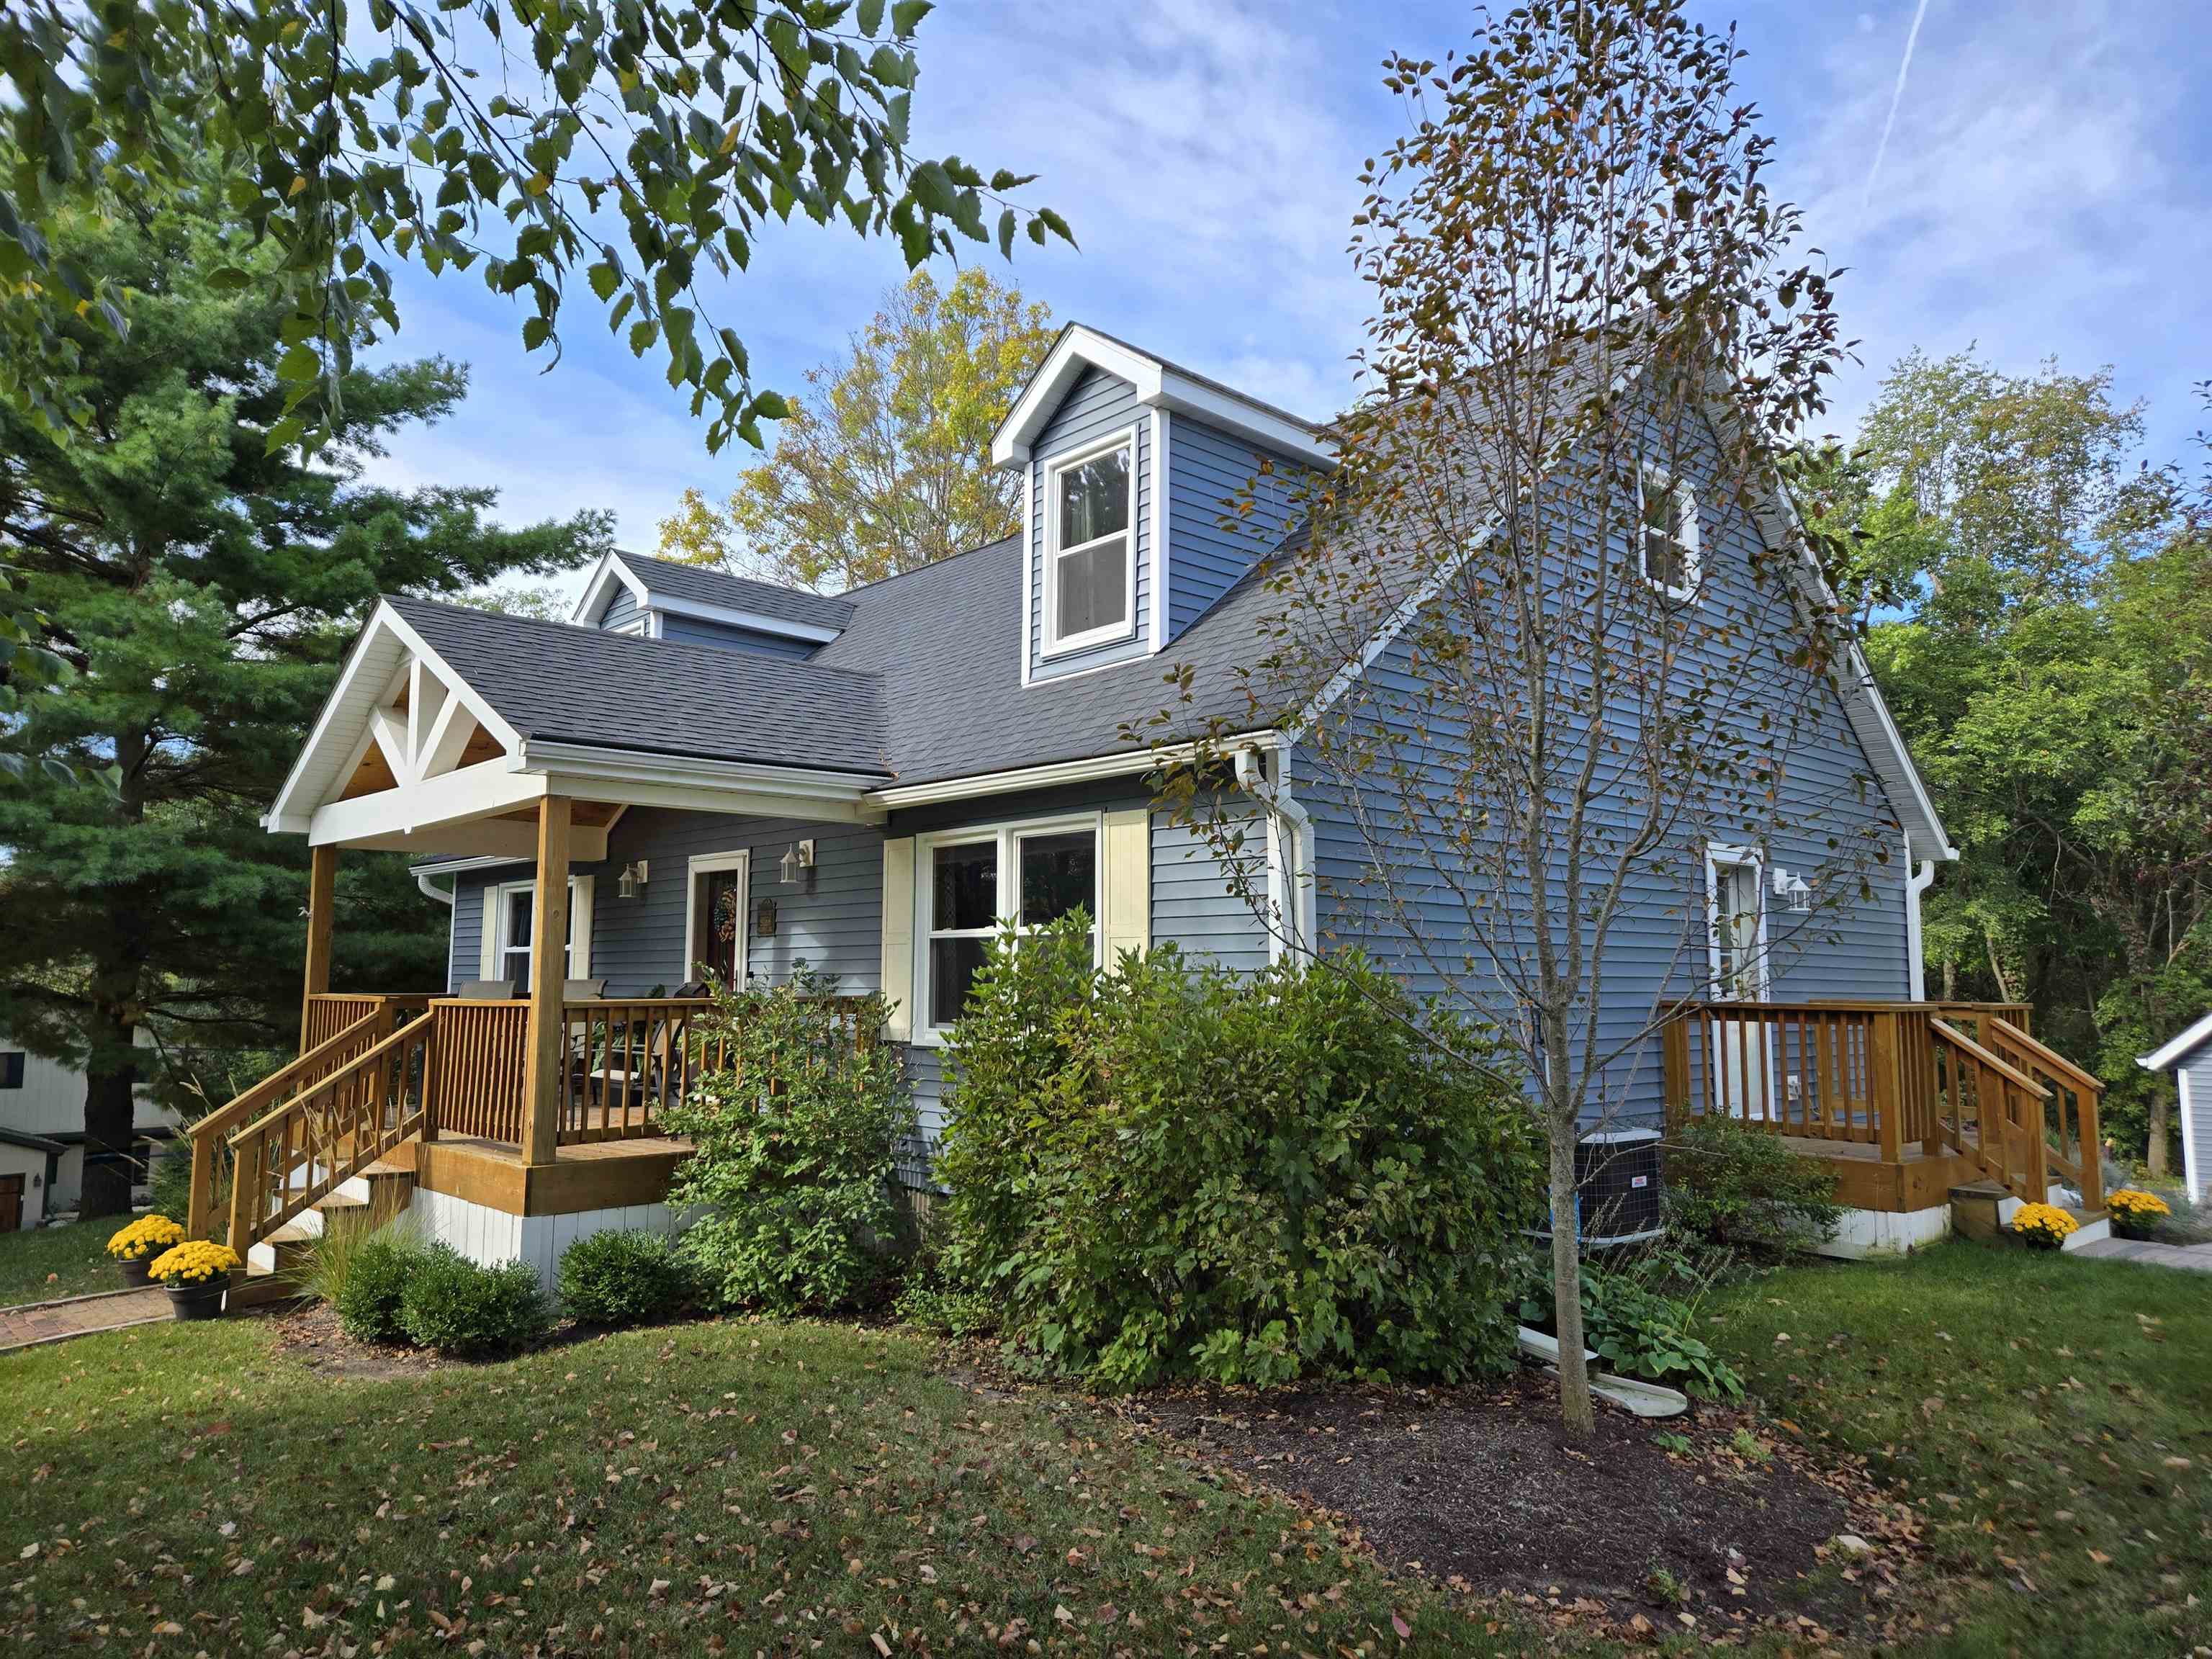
top-left (300, 844), bottom-right (338, 1055)
top-left (1869, 1009), bottom-right (1905, 1166)
top-left (520, 796), bottom-right (572, 1167)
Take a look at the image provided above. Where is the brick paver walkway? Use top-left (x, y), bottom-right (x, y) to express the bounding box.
top-left (2073, 1237), bottom-right (2212, 1274)
top-left (0, 1287), bottom-right (171, 1352)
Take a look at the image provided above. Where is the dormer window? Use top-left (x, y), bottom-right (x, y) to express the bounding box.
top-left (1045, 433), bottom-right (1136, 654)
top-left (1638, 464), bottom-right (1700, 601)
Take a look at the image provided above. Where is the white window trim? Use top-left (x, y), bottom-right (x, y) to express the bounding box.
top-left (1637, 462), bottom-right (1702, 603)
top-left (608, 611), bottom-right (655, 638)
top-left (1039, 427), bottom-right (1140, 660)
top-left (911, 811), bottom-right (1105, 1043)
top-left (682, 850), bottom-right (752, 986)
top-left (480, 875), bottom-right (595, 986)
top-left (1703, 843), bottom-right (1768, 1002)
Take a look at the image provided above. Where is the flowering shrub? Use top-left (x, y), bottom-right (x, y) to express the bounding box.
top-left (2010, 1202), bottom-right (2078, 1250)
top-left (2107, 1189), bottom-right (2171, 1226)
top-left (106, 1215), bottom-right (185, 1261)
top-left (147, 1241), bottom-right (240, 1285)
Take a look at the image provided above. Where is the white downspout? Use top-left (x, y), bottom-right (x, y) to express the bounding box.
top-left (1234, 744), bottom-right (1314, 963)
top-left (416, 868), bottom-right (457, 907)
top-left (1905, 837), bottom-right (1936, 1002)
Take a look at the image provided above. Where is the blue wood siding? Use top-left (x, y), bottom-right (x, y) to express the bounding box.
top-left (1163, 416), bottom-right (1305, 642)
top-left (1151, 808), bottom-right (1269, 971)
top-left (1027, 368), bottom-right (1151, 680)
top-left (659, 613), bottom-right (818, 658)
top-left (599, 588), bottom-right (643, 631)
top-left (2180, 1048), bottom-right (2211, 1204)
top-left (1308, 411), bottom-right (1911, 1130)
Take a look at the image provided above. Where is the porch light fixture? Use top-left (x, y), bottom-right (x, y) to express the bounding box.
top-left (616, 859), bottom-right (649, 899)
top-left (779, 840), bottom-right (816, 886)
top-left (1771, 868), bottom-right (1812, 913)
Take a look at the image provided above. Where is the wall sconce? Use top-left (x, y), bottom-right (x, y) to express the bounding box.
top-left (778, 840), bottom-right (816, 887)
top-left (616, 859), bottom-right (649, 899)
top-left (1771, 868), bottom-right (1812, 913)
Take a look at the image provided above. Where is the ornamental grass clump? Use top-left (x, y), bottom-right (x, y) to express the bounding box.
top-left (2011, 1202), bottom-right (2078, 1250)
top-left (2107, 1188), bottom-right (2172, 1238)
top-left (146, 1240), bottom-right (239, 1285)
top-left (938, 919), bottom-right (1543, 1390)
top-left (106, 1214), bottom-right (184, 1262)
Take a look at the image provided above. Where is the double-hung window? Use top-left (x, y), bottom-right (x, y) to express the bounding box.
top-left (1637, 464), bottom-right (1700, 602)
top-left (486, 878), bottom-right (591, 993)
top-left (922, 819), bottom-right (1101, 1035)
top-left (1044, 435), bottom-right (1135, 653)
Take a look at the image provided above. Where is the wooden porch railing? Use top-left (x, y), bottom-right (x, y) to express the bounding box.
top-left (1664, 999), bottom-right (2101, 1210)
top-left (185, 995), bottom-right (431, 1239)
top-left (228, 1010), bottom-right (435, 1250)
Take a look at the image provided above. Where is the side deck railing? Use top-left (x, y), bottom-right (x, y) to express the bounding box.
top-left (1663, 999), bottom-right (2101, 1210)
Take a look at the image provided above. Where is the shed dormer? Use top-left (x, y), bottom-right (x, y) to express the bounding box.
top-left (991, 326), bottom-right (1334, 682)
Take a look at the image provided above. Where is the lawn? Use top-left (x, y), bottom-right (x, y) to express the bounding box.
top-left (1702, 1239), bottom-right (2212, 1658)
top-left (0, 1218), bottom-right (125, 1308)
top-left (0, 1316), bottom-right (1506, 1656)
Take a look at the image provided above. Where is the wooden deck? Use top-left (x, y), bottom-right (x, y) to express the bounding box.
top-left (385, 1132), bottom-right (693, 1218)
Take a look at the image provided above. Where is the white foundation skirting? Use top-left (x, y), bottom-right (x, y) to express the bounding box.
top-left (1812, 1203), bottom-right (1954, 1259)
top-left (406, 1187), bottom-right (685, 1292)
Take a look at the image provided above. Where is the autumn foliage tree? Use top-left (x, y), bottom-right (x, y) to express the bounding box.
top-left (660, 268), bottom-right (1054, 590)
top-left (1148, 1), bottom-right (1873, 1437)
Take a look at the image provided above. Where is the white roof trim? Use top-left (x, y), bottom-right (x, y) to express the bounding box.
top-left (867, 731), bottom-right (1277, 811)
top-left (570, 550), bottom-right (654, 626)
top-left (991, 324), bottom-right (1335, 470)
top-left (265, 601), bottom-right (524, 832)
top-left (2141, 1010), bottom-right (2212, 1072)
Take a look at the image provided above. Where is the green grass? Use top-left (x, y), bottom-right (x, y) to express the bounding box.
top-left (1703, 1239), bottom-right (2212, 1658)
top-left (0, 1318), bottom-right (1506, 1655)
top-left (0, 1218), bottom-right (126, 1308)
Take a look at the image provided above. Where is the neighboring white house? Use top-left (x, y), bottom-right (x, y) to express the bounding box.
top-left (0, 1043), bottom-right (181, 1226)
top-left (2139, 1012), bottom-right (2212, 1205)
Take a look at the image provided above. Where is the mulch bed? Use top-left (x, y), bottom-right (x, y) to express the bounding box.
top-left (266, 1300), bottom-right (448, 1380)
top-left (1110, 1365), bottom-right (1917, 1644)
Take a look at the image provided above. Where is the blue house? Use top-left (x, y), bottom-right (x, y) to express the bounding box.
top-left (197, 323), bottom-right (2106, 1286)
top-left (2139, 1015), bottom-right (2212, 1205)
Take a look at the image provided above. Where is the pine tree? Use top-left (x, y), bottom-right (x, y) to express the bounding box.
top-left (0, 168), bottom-right (608, 1218)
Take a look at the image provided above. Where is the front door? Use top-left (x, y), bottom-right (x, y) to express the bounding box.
top-left (0, 1174), bottom-right (22, 1233)
top-left (687, 853), bottom-right (750, 986)
top-left (1707, 850), bottom-right (1771, 1119)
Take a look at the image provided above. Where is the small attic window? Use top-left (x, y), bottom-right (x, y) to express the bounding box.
top-left (1637, 464), bottom-right (1700, 602)
top-left (1045, 433), bottom-right (1135, 654)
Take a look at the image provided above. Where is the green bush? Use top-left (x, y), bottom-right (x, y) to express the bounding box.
top-left (936, 919), bottom-right (1543, 1391)
top-left (662, 968), bottom-right (918, 1316)
top-left (335, 1233), bottom-right (423, 1344)
top-left (396, 1246), bottom-right (552, 1358)
top-left (1663, 1112), bottom-right (1840, 1254)
top-left (559, 1228), bottom-right (693, 1327)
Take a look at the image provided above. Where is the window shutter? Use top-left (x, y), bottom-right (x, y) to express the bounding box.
top-left (1101, 809), bottom-right (1150, 966)
top-left (477, 884), bottom-right (500, 981)
top-left (880, 837), bottom-right (915, 1040)
top-left (569, 875), bottom-right (595, 979)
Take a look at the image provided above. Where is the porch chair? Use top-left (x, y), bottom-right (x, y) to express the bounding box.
top-left (454, 978), bottom-right (516, 999)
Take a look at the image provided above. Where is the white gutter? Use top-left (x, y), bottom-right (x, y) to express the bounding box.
top-left (1233, 742), bottom-right (1315, 963)
top-left (1905, 840), bottom-right (1936, 1001)
top-left (868, 735), bottom-right (1276, 811)
top-left (415, 868), bottom-right (456, 907)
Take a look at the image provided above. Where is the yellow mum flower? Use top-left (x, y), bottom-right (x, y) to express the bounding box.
top-left (147, 1241), bottom-right (242, 1285)
top-left (2010, 1202), bottom-right (2079, 1248)
top-left (106, 1215), bottom-right (186, 1262)
top-left (2107, 1188), bottom-right (2171, 1221)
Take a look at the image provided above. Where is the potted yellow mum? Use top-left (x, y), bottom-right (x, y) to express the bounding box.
top-left (105, 1215), bottom-right (186, 1287)
top-left (2106, 1188), bottom-right (2172, 1241)
top-left (145, 1241), bottom-right (241, 1320)
top-left (2010, 1202), bottom-right (2078, 1251)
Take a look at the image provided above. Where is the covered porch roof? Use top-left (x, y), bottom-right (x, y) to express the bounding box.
top-left (265, 595), bottom-right (892, 859)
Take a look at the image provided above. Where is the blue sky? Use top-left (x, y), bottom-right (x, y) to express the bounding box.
top-left (360, 1), bottom-right (2212, 588)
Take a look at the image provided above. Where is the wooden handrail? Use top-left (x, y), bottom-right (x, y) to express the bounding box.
top-left (1928, 1020), bottom-right (2051, 1098)
top-left (1986, 1017), bottom-right (2105, 1213)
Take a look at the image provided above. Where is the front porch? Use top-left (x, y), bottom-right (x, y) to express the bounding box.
top-left (1663, 998), bottom-right (2108, 1249)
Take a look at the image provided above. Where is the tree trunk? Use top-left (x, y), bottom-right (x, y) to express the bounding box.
top-left (2147, 1087), bottom-right (2170, 1179)
top-left (78, 1004), bottom-right (139, 1221)
top-left (1547, 1120), bottom-right (1596, 1440)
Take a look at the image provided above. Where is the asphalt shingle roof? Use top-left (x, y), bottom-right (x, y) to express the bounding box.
top-left (616, 552), bottom-right (856, 632)
top-left (389, 595), bottom-right (889, 778)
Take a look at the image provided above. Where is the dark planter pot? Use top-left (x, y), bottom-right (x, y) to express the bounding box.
top-left (118, 1257), bottom-right (153, 1288)
top-left (164, 1275), bottom-right (231, 1321)
top-left (2113, 1218), bottom-right (2160, 1242)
